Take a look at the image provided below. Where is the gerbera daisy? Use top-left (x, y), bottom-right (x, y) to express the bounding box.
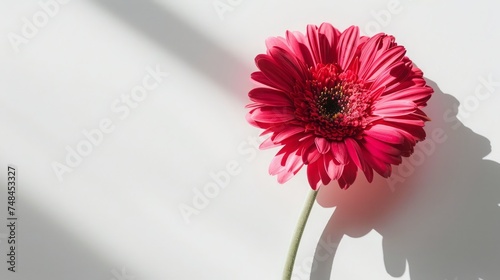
top-left (246, 23), bottom-right (433, 190)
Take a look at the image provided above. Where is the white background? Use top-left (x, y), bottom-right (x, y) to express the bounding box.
top-left (1, 0), bottom-right (500, 279)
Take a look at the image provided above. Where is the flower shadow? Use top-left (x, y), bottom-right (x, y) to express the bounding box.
top-left (311, 79), bottom-right (500, 280)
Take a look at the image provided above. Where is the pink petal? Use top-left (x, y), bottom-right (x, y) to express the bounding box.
top-left (363, 135), bottom-right (401, 156)
top-left (323, 152), bottom-right (335, 175)
top-left (336, 26), bottom-right (359, 70)
top-left (319, 157), bottom-right (332, 186)
top-left (248, 88), bottom-right (292, 106)
top-left (255, 55), bottom-right (295, 92)
top-left (338, 161), bottom-right (357, 189)
top-left (382, 117), bottom-right (425, 127)
top-left (286, 31), bottom-right (315, 67)
top-left (307, 160), bottom-right (322, 190)
top-left (265, 36), bottom-right (289, 53)
top-left (249, 106), bottom-right (295, 123)
top-left (277, 171), bottom-right (295, 184)
top-left (278, 135), bottom-right (311, 166)
top-left (344, 138), bottom-right (363, 169)
top-left (268, 46), bottom-right (306, 82)
top-left (346, 56), bottom-right (360, 74)
top-left (388, 123), bottom-right (427, 142)
top-left (324, 152), bottom-right (344, 181)
top-left (302, 143), bottom-right (321, 164)
top-left (272, 126), bottom-right (305, 143)
top-left (362, 147), bottom-right (392, 178)
top-left (380, 86), bottom-right (434, 106)
top-left (362, 46), bottom-right (406, 81)
top-left (383, 76), bottom-right (426, 95)
top-left (259, 137), bottom-right (279, 150)
top-left (345, 138), bottom-right (373, 183)
top-left (307, 24), bottom-right (321, 64)
top-left (251, 71), bottom-right (286, 91)
top-left (269, 151), bottom-right (287, 175)
top-left (369, 86), bottom-right (385, 103)
top-left (315, 137), bottom-right (330, 154)
top-left (364, 125), bottom-right (404, 144)
top-left (318, 23), bottom-right (340, 64)
top-left (332, 162), bottom-right (345, 181)
top-left (331, 141), bottom-right (349, 164)
top-left (259, 127), bottom-right (275, 136)
top-left (276, 152), bottom-right (304, 184)
top-left (369, 61), bottom-right (410, 91)
top-left (358, 33), bottom-right (386, 78)
top-left (363, 139), bottom-right (402, 165)
top-left (373, 100), bottom-right (417, 117)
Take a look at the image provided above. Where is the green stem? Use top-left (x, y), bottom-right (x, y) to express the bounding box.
top-left (282, 189), bottom-right (318, 280)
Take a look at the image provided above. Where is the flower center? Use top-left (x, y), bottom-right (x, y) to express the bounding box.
top-left (291, 63), bottom-right (373, 141)
top-left (316, 85), bottom-right (348, 119)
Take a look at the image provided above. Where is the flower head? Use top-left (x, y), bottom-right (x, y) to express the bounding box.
top-left (246, 23), bottom-right (433, 189)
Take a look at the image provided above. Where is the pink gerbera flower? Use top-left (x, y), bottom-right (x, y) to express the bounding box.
top-left (246, 23), bottom-right (433, 190)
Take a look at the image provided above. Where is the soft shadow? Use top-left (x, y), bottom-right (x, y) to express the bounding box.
top-left (3, 200), bottom-right (115, 280)
top-left (311, 80), bottom-right (500, 280)
top-left (91, 0), bottom-right (252, 102)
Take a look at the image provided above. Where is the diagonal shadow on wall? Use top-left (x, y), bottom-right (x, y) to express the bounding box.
top-left (0, 199), bottom-right (121, 280)
top-left (91, 0), bottom-right (252, 102)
